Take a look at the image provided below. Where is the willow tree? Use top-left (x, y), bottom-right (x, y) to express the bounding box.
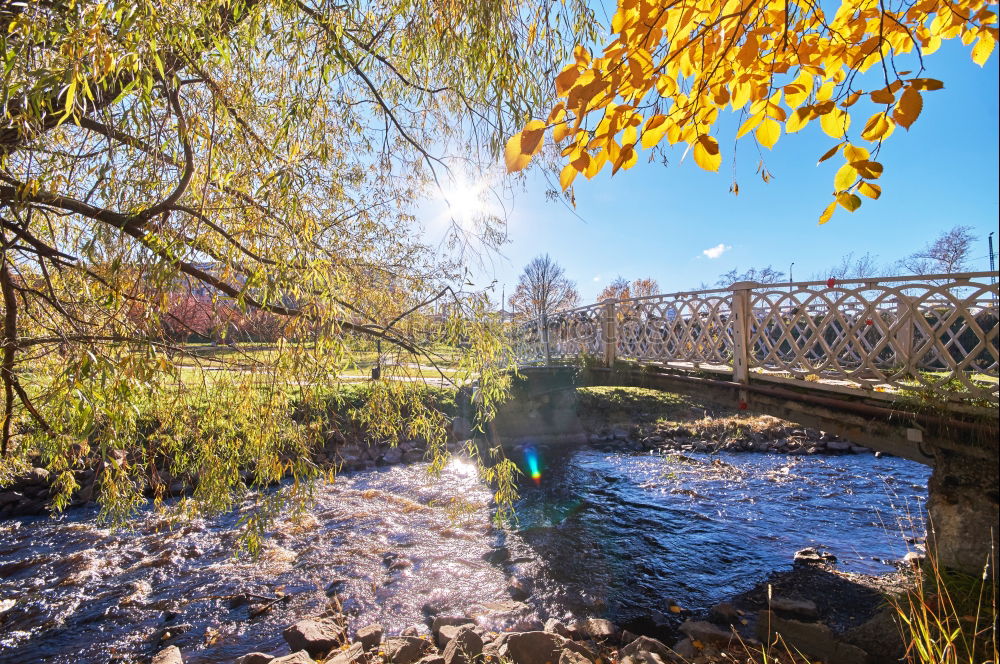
top-left (0, 0), bottom-right (593, 530)
top-left (505, 0), bottom-right (996, 222)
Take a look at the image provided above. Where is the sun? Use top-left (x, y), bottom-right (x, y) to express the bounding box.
top-left (442, 172), bottom-right (490, 229)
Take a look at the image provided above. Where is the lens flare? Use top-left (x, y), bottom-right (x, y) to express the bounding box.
top-left (525, 447), bottom-right (542, 484)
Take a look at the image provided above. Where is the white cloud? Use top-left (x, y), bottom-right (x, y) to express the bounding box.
top-left (702, 243), bottom-right (731, 259)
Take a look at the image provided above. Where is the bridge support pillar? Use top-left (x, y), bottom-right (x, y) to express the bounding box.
top-left (927, 448), bottom-right (999, 577)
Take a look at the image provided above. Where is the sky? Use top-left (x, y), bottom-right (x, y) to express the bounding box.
top-left (422, 39), bottom-right (1000, 304)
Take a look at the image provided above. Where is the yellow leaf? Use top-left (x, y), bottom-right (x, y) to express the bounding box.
top-left (736, 113), bottom-right (765, 139)
top-left (784, 71), bottom-right (813, 108)
top-left (892, 86), bottom-right (922, 129)
top-left (819, 201), bottom-right (837, 224)
top-left (834, 162), bottom-right (857, 191)
top-left (642, 115), bottom-right (670, 149)
top-left (756, 118), bottom-right (781, 149)
top-left (841, 91), bottom-right (863, 107)
top-left (972, 33), bottom-right (996, 66)
top-left (692, 135), bottom-right (721, 172)
top-left (870, 87), bottom-right (895, 104)
top-left (859, 181), bottom-right (882, 199)
top-left (842, 144), bottom-right (869, 162)
top-left (553, 121), bottom-right (573, 142)
top-left (612, 144), bottom-right (638, 174)
top-left (860, 112), bottom-right (895, 141)
top-left (909, 78), bottom-right (944, 90)
top-left (851, 160), bottom-right (883, 179)
top-left (786, 107), bottom-right (811, 133)
top-left (655, 75), bottom-right (677, 97)
top-left (817, 143), bottom-right (842, 164)
top-left (555, 65), bottom-right (580, 96)
top-left (820, 108), bottom-right (850, 137)
top-left (504, 120), bottom-right (546, 173)
top-left (559, 163), bottom-right (578, 190)
top-left (837, 192), bottom-right (862, 211)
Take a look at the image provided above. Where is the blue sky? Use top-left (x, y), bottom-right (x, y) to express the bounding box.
top-left (424, 39), bottom-right (999, 304)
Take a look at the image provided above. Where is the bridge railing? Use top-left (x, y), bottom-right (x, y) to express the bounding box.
top-left (513, 272), bottom-right (999, 403)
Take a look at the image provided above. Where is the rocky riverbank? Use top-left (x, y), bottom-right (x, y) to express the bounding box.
top-left (144, 547), bottom-right (915, 664)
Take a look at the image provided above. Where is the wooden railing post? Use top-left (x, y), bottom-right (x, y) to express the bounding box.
top-left (603, 299), bottom-right (617, 367)
top-left (730, 282), bottom-right (755, 405)
top-left (894, 296), bottom-right (914, 373)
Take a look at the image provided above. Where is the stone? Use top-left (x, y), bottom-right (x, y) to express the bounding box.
top-left (841, 606), bottom-right (906, 664)
top-left (769, 597), bottom-right (819, 620)
top-left (283, 618), bottom-right (344, 658)
top-left (671, 639), bottom-right (697, 660)
top-left (418, 657), bottom-right (445, 664)
top-left (437, 624), bottom-right (463, 649)
top-left (678, 620), bottom-right (737, 646)
top-left (618, 635), bottom-right (674, 660)
top-left (383, 636), bottom-right (432, 664)
top-left (234, 654), bottom-right (274, 664)
top-left (442, 627), bottom-right (484, 664)
top-left (328, 643), bottom-right (366, 664)
top-left (497, 631), bottom-right (565, 664)
top-left (571, 617), bottom-right (618, 640)
top-left (927, 448), bottom-right (999, 575)
top-left (356, 623), bottom-right (383, 650)
top-left (544, 618), bottom-right (572, 638)
top-left (431, 616), bottom-right (475, 636)
top-left (557, 649), bottom-right (592, 664)
top-left (381, 448), bottom-right (403, 464)
top-left (849, 445), bottom-right (871, 454)
top-left (756, 611), bottom-right (867, 664)
top-left (825, 441), bottom-right (852, 452)
top-left (507, 575), bottom-right (533, 600)
top-left (271, 653), bottom-right (317, 664)
top-left (450, 416), bottom-right (472, 441)
top-left (793, 547), bottom-right (837, 565)
top-left (152, 646), bottom-right (183, 664)
top-left (708, 602), bottom-right (740, 625)
top-left (27, 467), bottom-right (50, 483)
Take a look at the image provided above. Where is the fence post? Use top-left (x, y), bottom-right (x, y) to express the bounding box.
top-left (894, 296), bottom-right (914, 373)
top-left (603, 299), bottom-right (617, 367)
top-left (730, 282), bottom-right (754, 405)
top-left (540, 312), bottom-right (552, 365)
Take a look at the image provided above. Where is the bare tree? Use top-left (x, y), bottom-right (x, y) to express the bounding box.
top-left (817, 252), bottom-right (886, 280)
top-left (508, 255), bottom-right (579, 320)
top-left (596, 276), bottom-right (660, 302)
top-left (900, 226), bottom-right (978, 275)
top-left (716, 266), bottom-right (785, 287)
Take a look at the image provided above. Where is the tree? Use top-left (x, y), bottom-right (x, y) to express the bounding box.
top-left (0, 0), bottom-right (592, 529)
top-left (597, 276), bottom-right (660, 301)
top-left (819, 252), bottom-right (886, 280)
top-left (505, 0), bottom-right (996, 224)
top-left (900, 225), bottom-right (978, 274)
top-left (716, 266), bottom-right (785, 287)
top-left (508, 255), bottom-right (580, 321)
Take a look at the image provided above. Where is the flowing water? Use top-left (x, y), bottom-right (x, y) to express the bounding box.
top-left (0, 449), bottom-right (929, 663)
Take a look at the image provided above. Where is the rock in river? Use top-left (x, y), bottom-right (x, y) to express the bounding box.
top-left (283, 618), bottom-right (344, 658)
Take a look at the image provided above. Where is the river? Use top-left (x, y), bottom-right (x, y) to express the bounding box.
top-left (0, 449), bottom-right (929, 663)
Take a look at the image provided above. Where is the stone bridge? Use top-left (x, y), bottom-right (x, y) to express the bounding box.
top-left (502, 272), bottom-right (999, 575)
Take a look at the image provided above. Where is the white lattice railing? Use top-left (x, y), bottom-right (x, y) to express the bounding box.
top-left (513, 272), bottom-right (999, 403)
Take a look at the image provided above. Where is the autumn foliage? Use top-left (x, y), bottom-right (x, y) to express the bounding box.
top-left (505, 0), bottom-right (996, 222)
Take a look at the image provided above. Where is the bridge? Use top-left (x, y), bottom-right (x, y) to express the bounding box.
top-left (501, 272), bottom-right (999, 575)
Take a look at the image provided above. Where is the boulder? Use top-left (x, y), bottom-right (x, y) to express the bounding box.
top-left (431, 616), bottom-right (475, 636)
top-left (234, 654), bottom-right (274, 664)
top-left (793, 547), bottom-right (837, 565)
top-left (826, 441), bottom-right (852, 452)
top-left (496, 631), bottom-right (564, 664)
top-left (678, 620), bottom-right (737, 646)
top-left (418, 657), bottom-right (445, 664)
top-left (708, 602), bottom-right (740, 625)
top-left (756, 611), bottom-right (867, 664)
top-left (152, 646), bottom-right (183, 664)
top-left (356, 623), bottom-right (383, 651)
top-left (769, 597), bottom-right (819, 620)
top-left (283, 618), bottom-right (344, 658)
top-left (570, 617), bottom-right (618, 641)
top-left (557, 649), bottom-right (592, 664)
top-left (437, 624), bottom-right (463, 649)
top-left (383, 636), bottom-right (432, 664)
top-left (618, 635), bottom-right (674, 660)
top-left (328, 643), bottom-right (366, 664)
top-left (544, 618), bottom-right (572, 638)
top-left (442, 627), bottom-right (484, 664)
top-left (271, 653), bottom-right (317, 664)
